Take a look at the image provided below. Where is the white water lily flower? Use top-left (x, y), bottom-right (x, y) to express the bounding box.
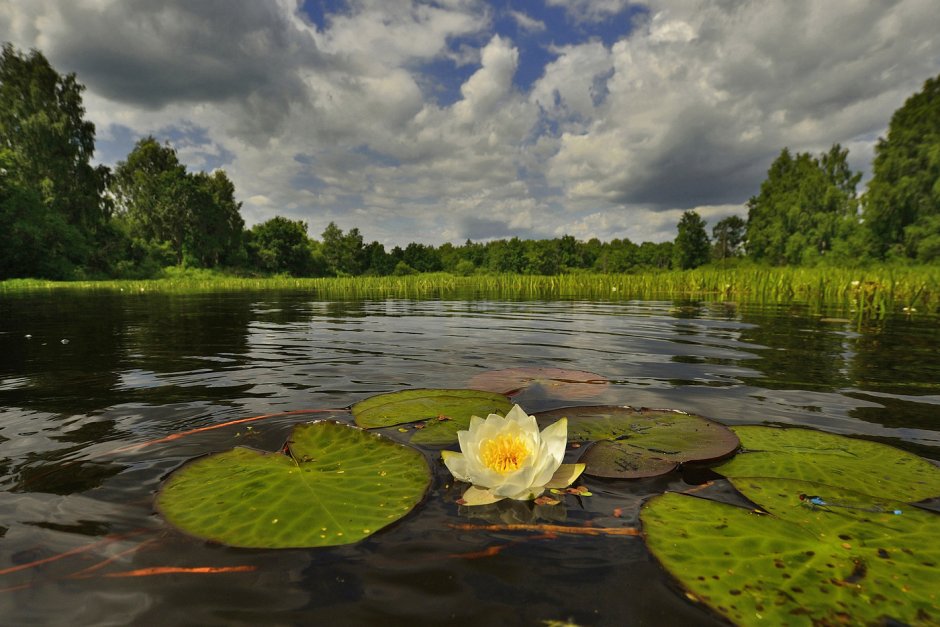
top-left (441, 404), bottom-right (585, 506)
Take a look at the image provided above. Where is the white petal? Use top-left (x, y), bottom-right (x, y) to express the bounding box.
top-left (460, 486), bottom-right (503, 506)
top-left (458, 416), bottom-right (490, 477)
top-left (505, 404), bottom-right (529, 423)
top-left (459, 415), bottom-right (485, 451)
top-left (539, 417), bottom-right (568, 460)
top-left (476, 468), bottom-right (513, 489)
top-left (490, 464), bottom-right (540, 498)
top-left (502, 484), bottom-right (545, 501)
top-left (528, 449), bottom-right (562, 488)
top-left (476, 414), bottom-right (511, 440)
top-left (457, 428), bottom-right (478, 461)
top-left (544, 463), bottom-right (586, 489)
top-left (441, 450), bottom-right (470, 482)
top-left (467, 414), bottom-right (486, 433)
top-left (527, 418), bottom-right (567, 487)
top-left (505, 404), bottom-right (526, 418)
top-left (507, 404), bottom-right (539, 436)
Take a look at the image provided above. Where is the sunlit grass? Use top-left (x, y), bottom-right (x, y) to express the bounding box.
top-left (2, 265), bottom-right (938, 317)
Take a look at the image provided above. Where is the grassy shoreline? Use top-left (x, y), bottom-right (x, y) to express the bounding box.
top-left (2, 266), bottom-right (938, 316)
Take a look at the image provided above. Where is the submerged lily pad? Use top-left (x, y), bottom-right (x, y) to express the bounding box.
top-left (156, 421), bottom-right (431, 548)
top-left (535, 406), bottom-right (739, 479)
top-left (641, 477), bottom-right (940, 626)
top-left (467, 367), bottom-right (609, 399)
top-left (352, 388), bottom-right (512, 445)
top-left (713, 425), bottom-right (940, 502)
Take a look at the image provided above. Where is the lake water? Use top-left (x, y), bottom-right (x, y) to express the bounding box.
top-left (0, 291), bottom-right (938, 625)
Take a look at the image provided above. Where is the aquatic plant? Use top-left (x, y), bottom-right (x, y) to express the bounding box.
top-left (441, 404), bottom-right (584, 505)
top-left (145, 371), bottom-right (940, 624)
top-left (156, 421), bottom-right (431, 548)
top-left (2, 265), bottom-right (938, 317)
top-left (642, 425), bottom-right (940, 626)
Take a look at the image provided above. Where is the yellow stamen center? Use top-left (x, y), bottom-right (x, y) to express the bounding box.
top-left (480, 433), bottom-right (530, 473)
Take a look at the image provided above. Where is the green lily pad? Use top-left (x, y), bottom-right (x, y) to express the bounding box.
top-left (713, 425), bottom-right (940, 502)
top-left (352, 388), bottom-right (513, 445)
top-left (467, 367), bottom-right (609, 399)
top-left (155, 421), bottom-right (431, 548)
top-left (641, 478), bottom-right (940, 626)
top-left (535, 406), bottom-right (739, 478)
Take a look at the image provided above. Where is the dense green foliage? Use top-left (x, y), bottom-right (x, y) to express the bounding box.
top-left (112, 137), bottom-right (245, 271)
top-left (711, 215), bottom-right (745, 261)
top-left (246, 216), bottom-right (323, 276)
top-left (672, 210), bottom-right (711, 269)
top-left (0, 44), bottom-right (110, 279)
top-left (746, 145), bottom-right (862, 265)
top-left (1, 43), bottom-right (937, 282)
top-left (864, 75), bottom-right (940, 262)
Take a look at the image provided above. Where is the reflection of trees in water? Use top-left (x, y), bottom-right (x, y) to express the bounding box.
top-left (323, 300), bottom-right (367, 320)
top-left (0, 291), bottom-right (128, 413)
top-left (0, 292), bottom-right (256, 494)
top-left (847, 392), bottom-right (940, 432)
top-left (126, 292), bottom-right (253, 368)
top-left (849, 317), bottom-right (940, 396)
top-left (737, 305), bottom-right (852, 392)
top-left (0, 291), bottom-right (257, 412)
top-left (118, 292), bottom-right (257, 406)
top-left (247, 294), bottom-right (368, 325)
top-left (14, 457), bottom-right (126, 495)
top-left (737, 305), bottom-right (940, 401)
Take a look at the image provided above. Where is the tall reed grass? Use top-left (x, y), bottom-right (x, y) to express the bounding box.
top-left (2, 266), bottom-right (938, 317)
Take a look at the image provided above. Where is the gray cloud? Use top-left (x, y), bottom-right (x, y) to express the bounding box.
top-left (52, 1), bottom-right (322, 107)
top-left (9, 0), bottom-right (330, 144)
top-left (459, 216), bottom-right (542, 241)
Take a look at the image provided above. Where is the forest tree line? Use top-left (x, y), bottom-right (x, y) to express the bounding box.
top-left (1, 43), bottom-right (938, 281)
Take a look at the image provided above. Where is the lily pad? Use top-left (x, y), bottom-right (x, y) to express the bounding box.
top-left (576, 441), bottom-right (679, 478)
top-left (535, 406), bottom-right (739, 479)
top-left (352, 388), bottom-right (512, 445)
top-left (467, 367), bottom-right (609, 399)
top-left (641, 478), bottom-right (940, 626)
top-left (155, 421), bottom-right (431, 548)
top-left (713, 425), bottom-right (940, 502)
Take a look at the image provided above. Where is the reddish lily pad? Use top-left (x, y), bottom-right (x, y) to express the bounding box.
top-left (467, 367), bottom-right (609, 400)
top-left (536, 406), bottom-right (739, 479)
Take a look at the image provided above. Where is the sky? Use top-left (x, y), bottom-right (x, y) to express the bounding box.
top-left (2, 0), bottom-right (939, 247)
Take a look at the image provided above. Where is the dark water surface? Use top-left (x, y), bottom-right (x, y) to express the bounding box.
top-left (0, 291), bottom-right (938, 626)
